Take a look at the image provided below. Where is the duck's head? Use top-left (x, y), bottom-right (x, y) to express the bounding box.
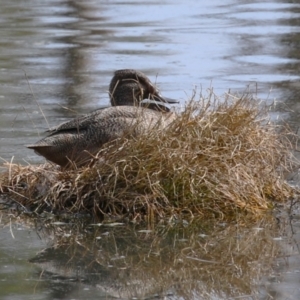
top-left (109, 69), bottom-right (178, 111)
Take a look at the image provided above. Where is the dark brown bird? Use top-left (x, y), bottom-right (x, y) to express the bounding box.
top-left (27, 69), bottom-right (178, 168)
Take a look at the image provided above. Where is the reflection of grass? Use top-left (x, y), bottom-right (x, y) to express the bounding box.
top-left (0, 92), bottom-right (296, 221)
top-left (23, 216), bottom-right (281, 299)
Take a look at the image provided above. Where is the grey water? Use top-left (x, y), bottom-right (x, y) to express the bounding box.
top-left (1, 0), bottom-right (300, 299)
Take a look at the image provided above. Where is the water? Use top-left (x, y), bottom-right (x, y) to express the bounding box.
top-left (1, 0), bottom-right (300, 299)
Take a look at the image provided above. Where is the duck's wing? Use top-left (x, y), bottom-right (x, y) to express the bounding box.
top-left (46, 107), bottom-right (113, 136)
top-left (46, 106), bottom-right (146, 136)
top-left (47, 115), bottom-right (95, 135)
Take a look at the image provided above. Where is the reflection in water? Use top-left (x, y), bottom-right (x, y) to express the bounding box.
top-left (0, 208), bottom-right (298, 299)
top-left (0, 205), bottom-right (293, 300)
top-left (23, 216), bottom-right (282, 299)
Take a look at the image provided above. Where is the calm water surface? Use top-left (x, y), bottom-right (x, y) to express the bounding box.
top-left (1, 0), bottom-right (300, 299)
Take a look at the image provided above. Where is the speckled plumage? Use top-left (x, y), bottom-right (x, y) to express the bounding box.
top-left (27, 69), bottom-right (177, 168)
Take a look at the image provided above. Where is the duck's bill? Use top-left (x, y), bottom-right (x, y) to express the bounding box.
top-left (153, 94), bottom-right (179, 104)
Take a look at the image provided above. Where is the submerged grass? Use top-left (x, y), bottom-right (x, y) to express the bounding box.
top-left (0, 91), bottom-right (297, 221)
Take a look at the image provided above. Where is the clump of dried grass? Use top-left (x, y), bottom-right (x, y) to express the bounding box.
top-left (0, 92), bottom-right (296, 221)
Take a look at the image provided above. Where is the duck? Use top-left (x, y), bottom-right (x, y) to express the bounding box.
top-left (27, 69), bottom-right (178, 168)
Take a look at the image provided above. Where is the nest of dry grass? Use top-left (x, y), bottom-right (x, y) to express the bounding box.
top-left (0, 92), bottom-right (297, 221)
